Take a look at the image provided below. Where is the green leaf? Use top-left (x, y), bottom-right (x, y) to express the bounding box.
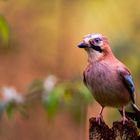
top-left (6, 102), bottom-right (15, 118)
top-left (0, 16), bottom-right (10, 47)
top-left (76, 82), bottom-right (93, 104)
top-left (43, 85), bottom-right (65, 118)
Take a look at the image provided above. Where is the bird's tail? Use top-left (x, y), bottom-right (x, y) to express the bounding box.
top-left (119, 103), bottom-right (140, 128)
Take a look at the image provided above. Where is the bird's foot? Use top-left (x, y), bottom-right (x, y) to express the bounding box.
top-left (96, 115), bottom-right (103, 125)
top-left (121, 116), bottom-right (128, 125)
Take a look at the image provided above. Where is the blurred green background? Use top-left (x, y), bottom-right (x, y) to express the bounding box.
top-left (0, 0), bottom-right (140, 140)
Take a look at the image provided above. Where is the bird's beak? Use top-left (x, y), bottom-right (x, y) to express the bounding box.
top-left (77, 42), bottom-right (89, 48)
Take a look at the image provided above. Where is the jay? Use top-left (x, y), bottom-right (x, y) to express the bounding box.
top-left (78, 33), bottom-right (140, 126)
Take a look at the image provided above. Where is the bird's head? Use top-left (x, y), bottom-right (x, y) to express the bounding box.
top-left (78, 33), bottom-right (112, 62)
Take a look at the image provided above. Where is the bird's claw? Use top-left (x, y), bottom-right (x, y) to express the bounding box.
top-left (121, 116), bottom-right (128, 125)
top-left (96, 115), bottom-right (103, 125)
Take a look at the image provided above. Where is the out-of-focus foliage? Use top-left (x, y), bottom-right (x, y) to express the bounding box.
top-left (43, 81), bottom-right (92, 120)
top-left (0, 76), bottom-right (93, 121)
top-left (28, 79), bottom-right (44, 94)
top-left (0, 16), bottom-right (10, 49)
top-left (6, 102), bottom-right (16, 118)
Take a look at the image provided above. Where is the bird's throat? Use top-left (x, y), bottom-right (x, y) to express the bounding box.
top-left (88, 50), bottom-right (104, 63)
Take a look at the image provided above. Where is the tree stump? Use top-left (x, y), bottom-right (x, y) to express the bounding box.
top-left (89, 117), bottom-right (139, 140)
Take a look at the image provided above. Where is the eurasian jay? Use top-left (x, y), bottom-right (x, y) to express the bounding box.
top-left (78, 33), bottom-right (140, 126)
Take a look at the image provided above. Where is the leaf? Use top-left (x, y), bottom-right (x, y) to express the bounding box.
top-left (0, 16), bottom-right (10, 47)
top-left (76, 82), bottom-right (93, 104)
top-left (6, 102), bottom-right (15, 118)
top-left (43, 85), bottom-right (65, 118)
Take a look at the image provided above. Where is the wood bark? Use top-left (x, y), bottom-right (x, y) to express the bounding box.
top-left (89, 117), bottom-right (139, 140)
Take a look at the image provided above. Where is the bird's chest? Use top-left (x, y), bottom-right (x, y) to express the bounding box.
top-left (85, 63), bottom-right (117, 91)
top-left (84, 62), bottom-right (127, 106)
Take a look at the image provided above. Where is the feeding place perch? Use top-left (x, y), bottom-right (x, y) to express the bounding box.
top-left (89, 117), bottom-right (139, 140)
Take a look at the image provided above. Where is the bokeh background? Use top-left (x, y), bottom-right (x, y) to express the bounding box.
top-left (0, 0), bottom-right (140, 140)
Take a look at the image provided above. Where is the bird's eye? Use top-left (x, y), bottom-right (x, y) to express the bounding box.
top-left (94, 38), bottom-right (102, 43)
top-left (89, 37), bottom-right (103, 47)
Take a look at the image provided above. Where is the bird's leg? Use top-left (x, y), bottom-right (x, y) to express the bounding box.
top-left (121, 106), bottom-right (128, 124)
top-left (96, 106), bottom-right (104, 125)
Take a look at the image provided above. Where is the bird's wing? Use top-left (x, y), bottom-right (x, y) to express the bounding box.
top-left (117, 66), bottom-right (135, 103)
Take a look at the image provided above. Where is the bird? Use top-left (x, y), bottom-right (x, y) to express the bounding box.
top-left (78, 33), bottom-right (140, 126)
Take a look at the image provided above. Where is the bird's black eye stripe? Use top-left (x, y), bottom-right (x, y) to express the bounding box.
top-left (89, 39), bottom-right (103, 53)
top-left (91, 45), bottom-right (102, 53)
